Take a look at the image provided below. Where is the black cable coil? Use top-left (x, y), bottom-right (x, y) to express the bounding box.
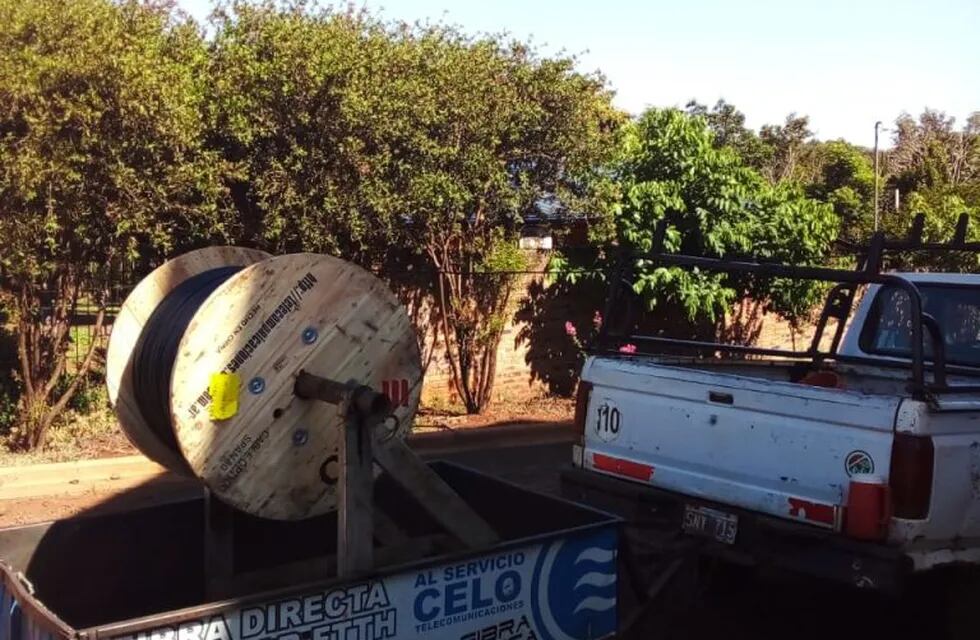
top-left (132, 266), bottom-right (242, 456)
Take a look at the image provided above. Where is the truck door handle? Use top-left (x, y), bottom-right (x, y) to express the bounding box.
top-left (708, 391), bottom-right (733, 405)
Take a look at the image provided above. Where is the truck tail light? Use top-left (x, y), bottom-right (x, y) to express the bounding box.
top-left (889, 433), bottom-right (934, 519)
top-left (845, 475), bottom-right (890, 540)
top-left (573, 381), bottom-right (593, 440)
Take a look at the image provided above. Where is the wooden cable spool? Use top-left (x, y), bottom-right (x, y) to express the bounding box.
top-left (106, 248), bottom-right (422, 520)
top-left (106, 247), bottom-right (271, 473)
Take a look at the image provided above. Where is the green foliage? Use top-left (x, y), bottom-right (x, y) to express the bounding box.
top-left (0, 305), bottom-right (17, 437)
top-left (207, 2), bottom-right (622, 259)
top-left (0, 0), bottom-right (227, 269)
top-left (479, 231), bottom-right (529, 274)
top-left (0, 390), bottom-right (16, 436)
top-left (205, 3), bottom-right (384, 256)
top-left (889, 110), bottom-right (978, 194)
top-left (685, 99), bottom-right (773, 171)
top-left (611, 108), bottom-right (838, 324)
top-left (682, 102), bottom-right (980, 274)
top-left (0, 0), bottom-right (226, 449)
top-left (881, 109), bottom-right (980, 270)
top-left (759, 114), bottom-right (813, 183)
top-left (744, 181), bottom-right (840, 319)
top-left (0, 0), bottom-right (974, 439)
top-left (207, 2), bottom-right (622, 412)
top-left (52, 372), bottom-right (106, 415)
top-left (807, 140), bottom-right (876, 243)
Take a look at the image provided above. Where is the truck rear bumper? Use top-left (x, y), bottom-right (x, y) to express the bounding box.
top-left (561, 465), bottom-right (912, 595)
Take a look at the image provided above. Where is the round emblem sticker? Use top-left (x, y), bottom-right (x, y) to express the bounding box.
top-left (845, 450), bottom-right (874, 476)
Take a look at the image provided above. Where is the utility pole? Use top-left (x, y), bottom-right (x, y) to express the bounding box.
top-left (874, 121), bottom-right (882, 231)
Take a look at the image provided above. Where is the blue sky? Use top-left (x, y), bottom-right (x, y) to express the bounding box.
top-left (177, 0), bottom-right (979, 147)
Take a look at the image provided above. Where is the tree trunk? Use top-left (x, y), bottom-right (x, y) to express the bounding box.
top-left (426, 231), bottom-right (520, 416)
top-left (432, 273), bottom-right (515, 415)
top-left (13, 282), bottom-right (106, 451)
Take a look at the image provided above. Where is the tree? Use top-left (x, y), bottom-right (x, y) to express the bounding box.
top-left (685, 99), bottom-right (773, 171)
top-left (0, 0), bottom-right (225, 449)
top-left (205, 3), bottom-right (381, 258)
top-left (890, 110), bottom-right (979, 192)
top-left (882, 109), bottom-right (980, 269)
top-left (575, 108), bottom-right (838, 330)
top-left (760, 113), bottom-right (813, 182)
top-left (207, 2), bottom-right (622, 413)
top-left (806, 140), bottom-right (876, 243)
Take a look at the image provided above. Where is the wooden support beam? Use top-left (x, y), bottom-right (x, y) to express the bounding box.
top-left (373, 437), bottom-right (498, 548)
top-left (338, 417), bottom-right (374, 577)
top-left (297, 370), bottom-right (494, 571)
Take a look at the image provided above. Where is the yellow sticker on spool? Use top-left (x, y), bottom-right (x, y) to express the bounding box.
top-left (209, 372), bottom-right (240, 421)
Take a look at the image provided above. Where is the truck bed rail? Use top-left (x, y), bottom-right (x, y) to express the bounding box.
top-left (596, 214), bottom-right (980, 400)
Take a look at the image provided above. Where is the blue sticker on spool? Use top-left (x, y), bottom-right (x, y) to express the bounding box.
top-left (301, 327), bottom-right (318, 345)
top-left (248, 376), bottom-right (265, 395)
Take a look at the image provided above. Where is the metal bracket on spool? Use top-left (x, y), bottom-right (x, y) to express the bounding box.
top-left (294, 371), bottom-right (499, 578)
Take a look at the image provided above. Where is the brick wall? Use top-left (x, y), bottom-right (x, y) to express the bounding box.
top-left (420, 250), bottom-right (559, 406)
top-left (418, 254), bottom-right (826, 409)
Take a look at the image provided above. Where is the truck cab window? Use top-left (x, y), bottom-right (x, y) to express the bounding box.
top-left (861, 284), bottom-right (980, 367)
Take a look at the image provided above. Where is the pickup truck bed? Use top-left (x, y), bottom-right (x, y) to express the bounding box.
top-left (567, 354), bottom-right (980, 579)
top-left (0, 461), bottom-right (620, 640)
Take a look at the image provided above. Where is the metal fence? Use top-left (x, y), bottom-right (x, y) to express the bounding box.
top-left (0, 263), bottom-right (147, 377)
top-left (66, 292), bottom-right (118, 375)
top-left (65, 268), bottom-right (144, 374)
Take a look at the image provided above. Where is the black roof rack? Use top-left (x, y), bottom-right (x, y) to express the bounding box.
top-left (844, 212), bottom-right (980, 274)
top-left (596, 212), bottom-right (980, 400)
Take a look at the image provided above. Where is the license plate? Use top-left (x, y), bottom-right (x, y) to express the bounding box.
top-left (682, 504), bottom-right (738, 544)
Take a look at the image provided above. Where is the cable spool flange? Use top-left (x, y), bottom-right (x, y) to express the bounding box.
top-left (107, 247), bottom-right (271, 472)
top-left (168, 252), bottom-right (421, 520)
top-left (109, 250), bottom-right (422, 519)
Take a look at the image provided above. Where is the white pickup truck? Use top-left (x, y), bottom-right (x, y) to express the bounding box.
top-left (561, 237), bottom-right (980, 603)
